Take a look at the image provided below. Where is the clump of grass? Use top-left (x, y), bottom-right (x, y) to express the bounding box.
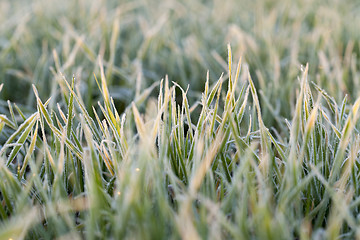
top-left (1, 45), bottom-right (360, 239)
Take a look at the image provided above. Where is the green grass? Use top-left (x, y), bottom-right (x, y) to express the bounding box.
top-left (1, 0), bottom-right (360, 239)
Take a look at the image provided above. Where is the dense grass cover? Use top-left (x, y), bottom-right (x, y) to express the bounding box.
top-left (1, 0), bottom-right (360, 239)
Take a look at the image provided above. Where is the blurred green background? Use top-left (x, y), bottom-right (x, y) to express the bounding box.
top-left (1, 0), bottom-right (359, 128)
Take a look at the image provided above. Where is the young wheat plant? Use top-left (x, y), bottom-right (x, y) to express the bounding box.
top-left (1, 45), bottom-right (360, 239)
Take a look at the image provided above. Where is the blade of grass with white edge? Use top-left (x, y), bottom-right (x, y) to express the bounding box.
top-left (303, 78), bottom-right (314, 123)
top-left (0, 115), bottom-right (17, 130)
top-left (66, 76), bottom-right (75, 139)
top-left (32, 85), bottom-right (53, 124)
top-left (265, 128), bottom-right (286, 161)
top-left (19, 121), bottom-right (38, 178)
top-left (37, 97), bottom-right (56, 184)
top-left (228, 62), bottom-right (246, 136)
top-left (205, 72), bottom-right (223, 110)
top-left (99, 143), bottom-right (115, 176)
top-left (150, 96), bottom-right (165, 145)
top-left (132, 102), bottom-right (148, 143)
top-left (311, 82), bottom-right (337, 116)
top-left (7, 101), bottom-right (18, 128)
top-left (110, 96), bottom-right (128, 153)
top-left (227, 43), bottom-right (233, 93)
top-left (57, 103), bottom-right (67, 122)
top-left (92, 106), bottom-right (105, 135)
top-left (98, 103), bottom-right (126, 160)
top-left (4, 116), bottom-right (38, 166)
top-left (195, 72), bottom-right (210, 134)
top-left (171, 81), bottom-right (194, 141)
top-left (53, 112), bottom-right (64, 132)
top-left (298, 92), bottom-right (321, 167)
top-left (33, 85), bottom-right (83, 160)
top-left (63, 76), bottom-right (76, 190)
top-left (319, 107), bottom-right (341, 139)
top-left (209, 74), bottom-right (223, 137)
top-left (226, 45), bottom-right (242, 108)
top-left (99, 57), bottom-right (118, 132)
top-left (62, 74), bottom-right (101, 142)
top-left (247, 70), bottom-right (270, 175)
top-left (57, 126), bottom-right (67, 176)
top-left (236, 85), bottom-right (250, 127)
top-left (0, 121), bottom-right (4, 136)
top-left (158, 77), bottom-right (171, 162)
top-left (182, 86), bottom-right (194, 141)
top-left (171, 82), bottom-right (186, 146)
top-left (338, 95), bottom-right (348, 127)
top-left (279, 64), bottom-right (308, 205)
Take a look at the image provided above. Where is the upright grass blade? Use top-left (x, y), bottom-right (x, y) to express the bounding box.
top-left (248, 70), bottom-right (270, 174)
top-left (132, 103), bottom-right (147, 142)
top-left (279, 64), bottom-right (308, 205)
top-left (62, 75), bottom-right (101, 143)
top-left (82, 117), bottom-right (108, 240)
top-left (7, 101), bottom-right (18, 128)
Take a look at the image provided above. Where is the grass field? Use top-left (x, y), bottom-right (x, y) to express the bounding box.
top-left (1, 0), bottom-right (360, 239)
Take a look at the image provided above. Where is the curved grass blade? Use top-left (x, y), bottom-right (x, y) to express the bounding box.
top-left (6, 116), bottom-right (37, 166)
